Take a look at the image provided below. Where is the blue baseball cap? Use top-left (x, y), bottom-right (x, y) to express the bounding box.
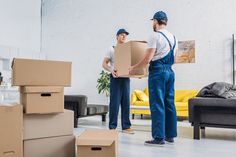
top-left (151, 11), bottom-right (168, 22)
top-left (116, 28), bottom-right (129, 36)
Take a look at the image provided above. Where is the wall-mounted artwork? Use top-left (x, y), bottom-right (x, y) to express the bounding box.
top-left (175, 40), bottom-right (195, 63)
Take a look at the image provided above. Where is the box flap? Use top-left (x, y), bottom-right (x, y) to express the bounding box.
top-left (129, 40), bottom-right (147, 43)
top-left (20, 86), bottom-right (63, 93)
top-left (78, 129), bottom-right (118, 139)
top-left (77, 139), bottom-right (114, 146)
top-left (0, 103), bottom-right (20, 107)
top-left (76, 129), bottom-right (118, 147)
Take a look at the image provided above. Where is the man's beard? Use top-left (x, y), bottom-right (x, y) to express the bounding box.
top-left (153, 25), bottom-right (156, 32)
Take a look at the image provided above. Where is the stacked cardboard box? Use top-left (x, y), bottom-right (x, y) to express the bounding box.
top-left (77, 129), bottom-right (118, 157)
top-left (23, 110), bottom-right (75, 157)
top-left (0, 104), bottom-right (23, 157)
top-left (11, 58), bottom-right (75, 157)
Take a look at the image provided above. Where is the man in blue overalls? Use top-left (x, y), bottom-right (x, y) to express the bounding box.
top-left (130, 11), bottom-right (177, 145)
top-left (102, 29), bottom-right (134, 134)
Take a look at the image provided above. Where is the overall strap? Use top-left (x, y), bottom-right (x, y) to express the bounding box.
top-left (157, 31), bottom-right (176, 50)
top-left (172, 36), bottom-right (176, 50)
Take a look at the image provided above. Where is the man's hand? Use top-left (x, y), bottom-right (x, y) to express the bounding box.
top-left (129, 66), bottom-right (136, 75)
top-left (112, 69), bottom-right (118, 78)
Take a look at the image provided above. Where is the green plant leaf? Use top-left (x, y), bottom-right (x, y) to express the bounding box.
top-left (96, 70), bottom-right (110, 95)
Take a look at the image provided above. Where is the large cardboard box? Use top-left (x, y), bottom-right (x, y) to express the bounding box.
top-left (20, 86), bottom-right (64, 114)
top-left (77, 129), bottom-right (118, 157)
top-left (0, 104), bottom-right (23, 157)
top-left (12, 58), bottom-right (71, 86)
top-left (23, 109), bottom-right (74, 140)
top-left (24, 135), bottom-right (75, 157)
top-left (114, 41), bottom-right (148, 78)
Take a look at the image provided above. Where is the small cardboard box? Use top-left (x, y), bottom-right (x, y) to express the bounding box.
top-left (24, 135), bottom-right (75, 157)
top-left (12, 58), bottom-right (71, 86)
top-left (23, 110), bottom-right (74, 140)
top-left (0, 104), bottom-right (23, 157)
top-left (77, 129), bottom-right (118, 157)
top-left (114, 41), bottom-right (148, 78)
top-left (20, 86), bottom-right (64, 114)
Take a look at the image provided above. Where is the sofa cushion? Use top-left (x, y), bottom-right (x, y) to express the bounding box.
top-left (189, 97), bottom-right (236, 108)
top-left (188, 97), bottom-right (236, 124)
top-left (131, 93), bottom-right (137, 105)
top-left (144, 88), bottom-right (149, 96)
top-left (133, 101), bottom-right (149, 106)
top-left (131, 109), bottom-right (150, 115)
top-left (175, 102), bottom-right (188, 111)
top-left (176, 110), bottom-right (188, 117)
top-left (134, 90), bottom-right (149, 102)
top-left (174, 90), bottom-right (187, 102)
top-left (87, 105), bottom-right (108, 115)
top-left (182, 90), bottom-right (198, 102)
top-left (175, 90), bottom-right (198, 102)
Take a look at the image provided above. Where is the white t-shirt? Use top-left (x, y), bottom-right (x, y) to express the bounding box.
top-left (147, 29), bottom-right (178, 61)
top-left (104, 46), bottom-right (115, 70)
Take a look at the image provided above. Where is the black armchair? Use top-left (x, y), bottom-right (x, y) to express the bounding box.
top-left (189, 97), bottom-right (236, 140)
top-left (64, 95), bottom-right (108, 128)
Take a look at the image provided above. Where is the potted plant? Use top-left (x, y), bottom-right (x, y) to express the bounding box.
top-left (96, 70), bottom-right (110, 97)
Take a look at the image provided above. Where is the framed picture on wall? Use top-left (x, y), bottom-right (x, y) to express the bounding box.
top-left (175, 40), bottom-right (195, 63)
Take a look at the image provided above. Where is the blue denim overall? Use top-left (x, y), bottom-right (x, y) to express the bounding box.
top-left (109, 75), bottom-right (131, 130)
top-left (148, 31), bottom-right (177, 139)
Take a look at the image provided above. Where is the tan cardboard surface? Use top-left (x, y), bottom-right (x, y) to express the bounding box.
top-left (23, 109), bottom-right (74, 140)
top-left (114, 41), bottom-right (131, 77)
top-left (77, 129), bottom-right (118, 157)
top-left (0, 104), bottom-right (23, 157)
top-left (20, 86), bottom-right (64, 114)
top-left (24, 135), bottom-right (75, 157)
top-left (12, 58), bottom-right (71, 86)
top-left (114, 41), bottom-right (148, 78)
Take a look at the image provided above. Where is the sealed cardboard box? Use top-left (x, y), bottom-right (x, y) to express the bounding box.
top-left (114, 41), bottom-right (148, 78)
top-left (24, 135), bottom-right (75, 157)
top-left (77, 129), bottom-right (118, 157)
top-left (23, 109), bottom-right (74, 140)
top-left (20, 86), bottom-right (64, 114)
top-left (12, 58), bottom-right (71, 86)
top-left (0, 104), bottom-right (23, 157)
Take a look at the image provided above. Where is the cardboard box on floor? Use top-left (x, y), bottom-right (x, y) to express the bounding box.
top-left (12, 58), bottom-right (72, 86)
top-left (23, 109), bottom-right (74, 140)
top-left (114, 41), bottom-right (148, 78)
top-left (24, 135), bottom-right (75, 157)
top-left (77, 129), bottom-right (118, 157)
top-left (0, 104), bottom-right (23, 157)
top-left (20, 86), bottom-right (64, 114)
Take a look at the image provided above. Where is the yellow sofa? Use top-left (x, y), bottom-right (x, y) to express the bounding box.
top-left (131, 88), bottom-right (198, 118)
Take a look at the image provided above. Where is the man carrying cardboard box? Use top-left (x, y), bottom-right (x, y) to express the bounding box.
top-left (130, 11), bottom-right (178, 146)
top-left (102, 29), bottom-right (134, 134)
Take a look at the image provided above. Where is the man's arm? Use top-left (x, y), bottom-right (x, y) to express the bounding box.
top-left (102, 57), bottom-right (112, 73)
top-left (130, 32), bottom-right (157, 72)
top-left (130, 48), bottom-right (156, 73)
top-left (102, 57), bottom-right (118, 78)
